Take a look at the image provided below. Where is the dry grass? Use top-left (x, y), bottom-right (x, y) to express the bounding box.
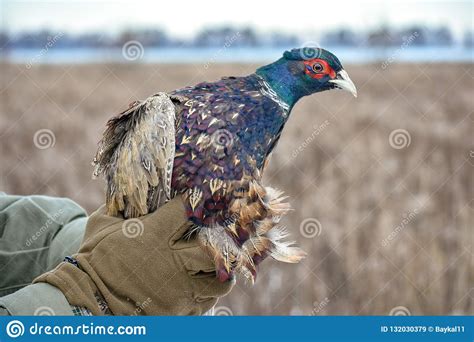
top-left (0, 61), bottom-right (472, 315)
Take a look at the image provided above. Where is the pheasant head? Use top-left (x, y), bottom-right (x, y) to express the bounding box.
top-left (256, 47), bottom-right (357, 108)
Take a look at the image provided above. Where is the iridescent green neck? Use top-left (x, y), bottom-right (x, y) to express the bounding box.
top-left (255, 58), bottom-right (308, 108)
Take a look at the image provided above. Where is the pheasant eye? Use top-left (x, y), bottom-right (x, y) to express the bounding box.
top-left (312, 63), bottom-right (324, 73)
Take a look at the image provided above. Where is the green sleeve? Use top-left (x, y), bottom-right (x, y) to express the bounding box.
top-left (0, 193), bottom-right (88, 297)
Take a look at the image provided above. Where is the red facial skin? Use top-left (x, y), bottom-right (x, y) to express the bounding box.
top-left (303, 58), bottom-right (337, 79)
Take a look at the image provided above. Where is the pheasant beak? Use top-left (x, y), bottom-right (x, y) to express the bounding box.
top-left (329, 69), bottom-right (357, 98)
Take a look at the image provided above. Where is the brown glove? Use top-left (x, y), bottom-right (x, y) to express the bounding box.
top-left (34, 197), bottom-right (234, 315)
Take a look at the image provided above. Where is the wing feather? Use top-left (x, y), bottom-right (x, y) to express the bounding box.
top-left (93, 92), bottom-right (176, 218)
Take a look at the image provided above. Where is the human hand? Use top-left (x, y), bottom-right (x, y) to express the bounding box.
top-left (35, 197), bottom-right (234, 315)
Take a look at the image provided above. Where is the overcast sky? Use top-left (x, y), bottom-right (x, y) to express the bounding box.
top-left (2, 0), bottom-right (473, 39)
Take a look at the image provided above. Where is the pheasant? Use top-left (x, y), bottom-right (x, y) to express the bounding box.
top-left (93, 48), bottom-right (357, 282)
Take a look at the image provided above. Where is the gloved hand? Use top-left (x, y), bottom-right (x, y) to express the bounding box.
top-left (34, 197), bottom-right (234, 315)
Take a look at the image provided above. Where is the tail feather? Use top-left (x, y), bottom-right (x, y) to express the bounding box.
top-left (198, 181), bottom-right (306, 283)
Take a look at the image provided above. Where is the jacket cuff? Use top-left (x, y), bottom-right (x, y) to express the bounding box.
top-left (0, 282), bottom-right (74, 315)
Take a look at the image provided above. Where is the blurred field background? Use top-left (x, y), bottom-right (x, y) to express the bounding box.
top-left (1, 60), bottom-right (472, 315)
